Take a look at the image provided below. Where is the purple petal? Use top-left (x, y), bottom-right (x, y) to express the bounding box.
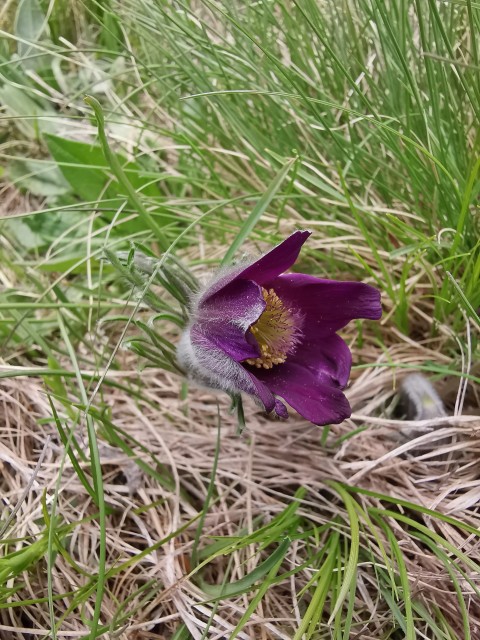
top-left (239, 230), bottom-right (311, 285)
top-left (244, 369), bottom-right (285, 417)
top-left (269, 274), bottom-right (382, 336)
top-left (274, 398), bottom-right (289, 419)
top-left (254, 361), bottom-right (352, 426)
top-left (290, 333), bottom-right (353, 388)
top-left (191, 323), bottom-right (259, 362)
top-left (196, 279), bottom-right (265, 361)
top-left (183, 327), bottom-right (278, 413)
top-left (200, 230), bottom-right (311, 304)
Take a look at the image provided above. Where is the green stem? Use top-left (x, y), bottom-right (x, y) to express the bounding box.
top-left (84, 95), bottom-right (169, 251)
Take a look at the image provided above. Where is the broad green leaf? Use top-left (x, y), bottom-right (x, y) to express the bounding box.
top-left (7, 158), bottom-right (70, 197)
top-left (45, 134), bottom-right (160, 202)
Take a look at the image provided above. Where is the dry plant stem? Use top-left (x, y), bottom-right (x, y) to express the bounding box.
top-left (0, 435), bottom-right (51, 539)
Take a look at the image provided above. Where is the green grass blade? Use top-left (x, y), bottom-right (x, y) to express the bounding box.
top-left (200, 537), bottom-right (291, 600)
top-left (83, 95), bottom-right (170, 250)
top-left (326, 482), bottom-right (359, 624)
top-left (221, 156), bottom-right (297, 265)
top-left (58, 315), bottom-right (106, 640)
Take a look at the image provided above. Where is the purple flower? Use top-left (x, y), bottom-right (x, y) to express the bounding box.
top-left (177, 231), bottom-right (382, 426)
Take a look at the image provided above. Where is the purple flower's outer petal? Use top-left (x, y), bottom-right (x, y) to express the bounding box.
top-left (253, 361), bottom-right (352, 426)
top-left (269, 274), bottom-right (382, 336)
top-left (199, 278), bottom-right (264, 320)
top-left (199, 230), bottom-right (311, 304)
top-left (195, 279), bottom-right (265, 361)
top-left (239, 230), bottom-right (311, 285)
top-left (196, 322), bottom-right (259, 362)
top-left (179, 326), bottom-right (278, 414)
top-left (274, 398), bottom-right (289, 419)
top-left (290, 333), bottom-right (353, 388)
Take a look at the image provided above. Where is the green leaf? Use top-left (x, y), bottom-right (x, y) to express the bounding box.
top-left (0, 538), bottom-right (48, 586)
top-left (7, 158), bottom-right (70, 198)
top-left (199, 537), bottom-right (291, 600)
top-left (45, 134), bottom-right (159, 201)
top-left (0, 85), bottom-right (57, 139)
top-left (15, 0), bottom-right (48, 42)
top-left (45, 134), bottom-right (112, 202)
top-left (326, 482), bottom-right (360, 625)
top-left (83, 96), bottom-right (170, 249)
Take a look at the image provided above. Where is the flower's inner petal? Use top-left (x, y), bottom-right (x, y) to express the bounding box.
top-left (244, 287), bottom-right (303, 369)
top-left (268, 274), bottom-right (382, 336)
top-left (198, 279), bottom-right (265, 361)
top-left (253, 361), bottom-right (351, 426)
top-left (239, 230), bottom-right (311, 285)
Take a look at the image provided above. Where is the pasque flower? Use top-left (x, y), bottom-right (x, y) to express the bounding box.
top-left (177, 231), bottom-right (381, 425)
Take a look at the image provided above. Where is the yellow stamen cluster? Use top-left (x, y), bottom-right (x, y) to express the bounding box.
top-left (244, 288), bottom-right (299, 369)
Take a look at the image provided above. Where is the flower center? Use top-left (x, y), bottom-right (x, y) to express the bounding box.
top-left (244, 288), bottom-right (302, 369)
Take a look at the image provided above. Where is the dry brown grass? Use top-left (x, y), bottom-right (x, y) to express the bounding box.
top-left (0, 311), bottom-right (478, 639)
